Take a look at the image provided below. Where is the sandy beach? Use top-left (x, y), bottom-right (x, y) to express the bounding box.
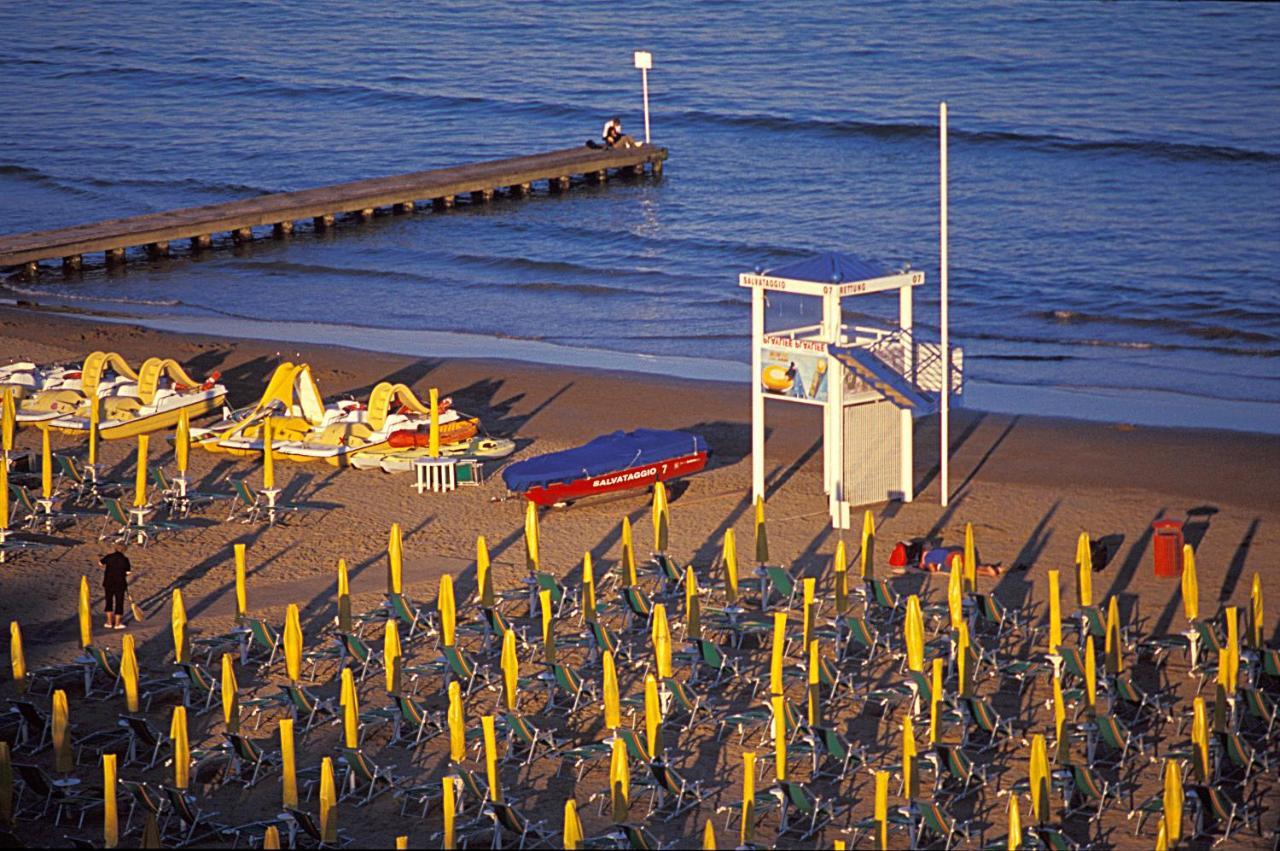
top-left (2, 304), bottom-right (1277, 849)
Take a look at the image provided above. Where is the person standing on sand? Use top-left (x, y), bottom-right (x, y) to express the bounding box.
top-left (99, 543), bottom-right (131, 630)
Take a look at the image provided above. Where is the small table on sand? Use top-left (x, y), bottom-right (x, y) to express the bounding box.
top-left (413, 458), bottom-right (457, 495)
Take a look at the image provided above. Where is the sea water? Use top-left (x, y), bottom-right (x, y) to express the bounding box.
top-left (1, 1), bottom-right (1277, 432)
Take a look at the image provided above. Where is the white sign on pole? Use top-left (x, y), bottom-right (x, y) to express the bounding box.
top-left (633, 51), bottom-right (653, 144)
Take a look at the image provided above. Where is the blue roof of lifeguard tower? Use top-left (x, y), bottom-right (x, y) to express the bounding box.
top-left (766, 251), bottom-right (892, 284)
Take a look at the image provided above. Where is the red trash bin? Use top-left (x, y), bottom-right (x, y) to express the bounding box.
top-left (1152, 520), bottom-right (1184, 578)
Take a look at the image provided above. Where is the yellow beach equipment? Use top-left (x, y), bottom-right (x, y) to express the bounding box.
top-left (947, 559), bottom-right (963, 631)
top-left (1008, 796), bottom-right (1022, 851)
top-left (284, 603), bottom-right (302, 683)
top-left (340, 668), bottom-right (358, 748)
top-left (222, 654), bottom-right (239, 734)
top-left (388, 522), bottom-right (403, 595)
top-left (88, 393), bottom-right (99, 469)
top-left (563, 798), bottom-right (583, 850)
top-left (621, 516), bottom-right (637, 586)
top-left (860, 509), bottom-right (875, 579)
top-left (524, 501), bottom-right (540, 573)
top-left (1084, 635), bottom-right (1097, 715)
top-left (1029, 733), bottom-right (1050, 823)
top-left (52, 690), bottom-right (72, 774)
top-left (41, 427), bottom-right (52, 502)
top-left (540, 589), bottom-right (555, 665)
top-left (685, 565), bottom-right (701, 641)
top-left (834, 539), bottom-right (849, 615)
top-left (319, 756), bottom-right (337, 843)
top-left (957, 621), bottom-right (972, 697)
top-left (770, 612), bottom-right (786, 697)
top-left (175, 408), bottom-right (190, 477)
top-left (1163, 759), bottom-right (1183, 845)
top-left (170, 706), bottom-right (190, 789)
top-left (336, 558), bottom-right (351, 634)
top-left (103, 753), bottom-right (118, 849)
top-left (448, 682), bottom-right (465, 763)
top-left (1047, 569), bottom-right (1062, 656)
top-left (428, 387), bottom-right (441, 458)
top-left (772, 695), bottom-right (787, 781)
top-left (477, 536), bottom-right (494, 609)
top-left (807, 640), bottom-right (821, 726)
top-left (121, 634), bottom-right (139, 713)
top-left (133, 434), bottom-right (149, 508)
top-left (1224, 606), bottom-right (1239, 693)
top-left (929, 658), bottom-right (943, 744)
top-left (1076, 531), bottom-right (1093, 608)
top-left (280, 718), bottom-right (298, 808)
top-left (703, 819), bottom-right (716, 850)
top-left (802, 578), bottom-right (815, 651)
top-left (1, 387), bottom-right (14, 457)
top-left (385, 620), bottom-right (402, 695)
top-left (9, 622), bottom-right (25, 693)
top-left (740, 752), bottom-right (756, 846)
top-left (874, 770), bottom-right (889, 850)
top-left (905, 594), bottom-right (924, 673)
top-left (1182, 545), bottom-right (1199, 623)
top-left (442, 777), bottom-right (456, 849)
top-left (262, 415), bottom-right (275, 491)
top-left (582, 553), bottom-right (598, 624)
top-left (644, 674), bottom-right (663, 759)
top-left (902, 712), bottom-right (918, 800)
top-left (501, 629), bottom-right (519, 712)
top-left (1104, 596), bottom-right (1123, 675)
top-left (652, 603), bottom-right (672, 679)
top-left (1249, 572), bottom-right (1263, 650)
top-left (603, 650), bottom-right (621, 729)
top-left (439, 574), bottom-right (457, 648)
top-left (722, 528), bottom-right (739, 605)
top-left (963, 522), bottom-right (977, 593)
top-left (171, 588), bottom-right (188, 664)
top-left (653, 480), bottom-right (670, 554)
top-left (234, 544), bottom-right (248, 623)
top-left (754, 495), bottom-right (769, 565)
top-left (1191, 696), bottom-right (1208, 782)
top-left (78, 576), bottom-right (92, 650)
top-left (609, 737), bottom-right (629, 823)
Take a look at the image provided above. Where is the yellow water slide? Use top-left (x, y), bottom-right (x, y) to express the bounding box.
top-left (366, 382), bottom-right (431, 432)
top-left (79, 351), bottom-right (138, 399)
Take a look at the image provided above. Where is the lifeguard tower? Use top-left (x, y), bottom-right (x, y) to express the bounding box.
top-left (740, 252), bottom-right (963, 528)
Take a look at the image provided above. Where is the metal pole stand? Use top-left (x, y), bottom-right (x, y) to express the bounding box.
top-left (260, 487), bottom-right (280, 525)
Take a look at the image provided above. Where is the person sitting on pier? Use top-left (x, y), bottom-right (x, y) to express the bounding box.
top-left (602, 116), bottom-right (640, 149)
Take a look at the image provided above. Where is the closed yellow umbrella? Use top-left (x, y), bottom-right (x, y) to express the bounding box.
top-left (1191, 696), bottom-right (1208, 782)
top-left (280, 718), bottom-right (297, 809)
top-left (9, 622), bottom-right (25, 693)
top-left (1029, 733), bottom-right (1049, 824)
top-left (448, 682), bottom-right (465, 763)
top-left (770, 611), bottom-right (786, 697)
top-left (859, 509), bottom-right (875, 579)
top-left (477, 536), bottom-right (494, 609)
top-left (957, 621), bottom-right (972, 697)
top-left (723, 529), bottom-right (739, 605)
top-left (1076, 531), bottom-right (1092, 608)
top-left (1225, 606), bottom-right (1239, 693)
top-left (261, 825), bottom-right (279, 850)
top-left (396, 838), bottom-right (408, 850)
top-left (79, 576), bottom-right (92, 650)
top-left (603, 650), bottom-right (621, 729)
top-left (563, 798), bottom-right (582, 850)
top-left (340, 668), bottom-right (358, 748)
top-left (834, 539), bottom-right (849, 615)
top-left (385, 620), bottom-right (402, 695)
top-left (1, 461), bottom-right (9, 538)
top-left (582, 552), bottom-right (598, 624)
top-left (319, 756), bottom-right (337, 844)
top-left (947, 560), bottom-right (963, 631)
top-left (652, 603), bottom-right (672, 679)
top-left (1249, 572), bottom-right (1263, 650)
top-left (905, 594), bottom-right (924, 673)
top-left (1084, 634), bottom-right (1097, 716)
top-left (222, 653), bottom-right (239, 734)
top-left (388, 522), bottom-right (403, 596)
top-left (121, 634), bottom-right (139, 714)
top-left (1155, 818), bottom-right (1169, 851)
top-left (540, 589), bottom-right (556, 665)
top-left (1008, 795), bottom-right (1022, 851)
top-left (609, 737), bottom-right (629, 823)
top-left (170, 706), bottom-right (190, 789)
top-left (235, 544), bottom-right (248, 623)
top-left (702, 819), bottom-right (716, 851)
top-left (1047, 569), bottom-right (1062, 656)
top-left (171, 588), bottom-right (189, 663)
top-left (802, 578), bottom-right (815, 652)
top-left (1052, 674), bottom-right (1067, 761)
top-left (428, 388), bottom-right (440, 458)
top-left (336, 557), bottom-right (350, 634)
top-left (929, 658), bottom-right (943, 744)
top-left (644, 674), bottom-right (663, 759)
top-left (261, 416), bottom-right (275, 491)
top-left (685, 565), bottom-right (701, 641)
top-left (284, 603), bottom-right (302, 683)
top-left (103, 752), bottom-right (118, 849)
top-left (1163, 759), bottom-right (1183, 845)
top-left (88, 393), bottom-right (99, 469)
top-left (740, 752), bottom-right (756, 846)
top-left (772, 695), bottom-right (786, 781)
top-left (52, 689), bottom-right (71, 773)
top-left (652, 480), bottom-right (669, 554)
top-left (1105, 596), bottom-right (1123, 675)
top-left (874, 770), bottom-right (889, 850)
top-left (442, 777), bottom-right (457, 849)
top-left (807, 639), bottom-right (821, 726)
top-left (501, 629), bottom-right (519, 712)
top-left (621, 516), bottom-right (637, 586)
top-left (1182, 545), bottom-right (1199, 623)
top-left (754, 495), bottom-right (769, 565)
top-left (902, 712), bottom-right (918, 801)
top-left (1, 388), bottom-right (14, 457)
top-left (40, 427), bottom-right (52, 501)
top-left (439, 574), bottom-right (457, 648)
top-left (963, 522), bottom-right (977, 593)
top-left (175, 408), bottom-right (190, 476)
top-left (524, 501), bottom-right (540, 574)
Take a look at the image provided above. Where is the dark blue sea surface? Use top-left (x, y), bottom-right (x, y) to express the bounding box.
top-left (1, 2), bottom-right (1277, 431)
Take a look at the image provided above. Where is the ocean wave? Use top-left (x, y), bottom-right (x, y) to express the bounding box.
top-left (1034, 309), bottom-right (1278, 345)
top-left (969, 374), bottom-right (1277, 406)
top-left (1, 284), bottom-right (180, 308)
top-left (966, 328), bottom-right (1280, 359)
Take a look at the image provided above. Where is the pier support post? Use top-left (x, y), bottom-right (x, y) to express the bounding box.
top-left (232, 227), bottom-right (252, 244)
top-left (551, 176), bottom-right (570, 193)
top-left (272, 221), bottom-right (294, 238)
top-left (358, 208), bottom-right (374, 221)
top-left (651, 159), bottom-right (663, 176)
top-left (190, 234), bottom-right (213, 251)
top-left (434, 195), bottom-right (455, 210)
top-left (314, 214), bottom-right (335, 230)
top-left (589, 170), bottom-right (606, 183)
top-left (61, 255), bottom-right (82, 274)
top-left (105, 248), bottom-right (126, 266)
top-left (147, 241), bottom-right (169, 258)
top-left (508, 182), bottom-right (532, 197)
top-left (21, 261), bottom-right (38, 280)
top-left (471, 189), bottom-right (494, 203)
top-left (393, 201), bottom-right (415, 214)
top-left (631, 164), bottom-right (645, 177)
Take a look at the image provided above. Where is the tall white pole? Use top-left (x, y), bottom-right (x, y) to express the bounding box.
top-left (939, 102), bottom-right (950, 508)
top-left (641, 68), bottom-right (651, 144)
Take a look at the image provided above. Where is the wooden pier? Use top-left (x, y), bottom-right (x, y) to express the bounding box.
top-left (0, 145), bottom-right (667, 277)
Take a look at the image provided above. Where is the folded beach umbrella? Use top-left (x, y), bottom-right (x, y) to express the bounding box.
top-left (833, 539), bottom-right (849, 615)
top-left (644, 674), bottom-right (663, 759)
top-left (9, 622), bottom-right (25, 694)
top-left (702, 819), bottom-right (716, 850)
top-left (1075, 531), bottom-right (1092, 608)
top-left (947, 560), bottom-right (963, 631)
top-left (540, 589), bottom-right (556, 665)
top-left (439, 574), bottom-right (457, 649)
top-left (428, 388), bottom-right (441, 458)
top-left (262, 416), bottom-right (275, 492)
top-left (652, 480), bottom-right (670, 554)
top-left (905, 595), bottom-right (924, 673)
top-left (859, 509), bottom-right (875, 580)
top-left (609, 737), bottom-right (629, 823)
top-left (336, 558), bottom-right (350, 634)
top-left (603, 650), bottom-right (621, 729)
top-left (1052, 674), bottom-right (1067, 761)
top-left (770, 612), bottom-right (786, 697)
top-left (175, 408), bottom-right (190, 477)
top-left (1104, 597), bottom-right (1123, 675)
top-left (396, 837), bottom-right (408, 850)
top-left (385, 620), bottom-right (402, 695)
top-left (772, 695), bottom-right (787, 781)
top-left (1163, 760), bottom-right (1183, 844)
top-left (807, 640), bottom-right (821, 726)
top-left (902, 712), bottom-right (918, 801)
top-left (103, 752), bottom-right (118, 849)
top-left (1007, 796), bottom-right (1022, 851)
top-left (501, 629), bottom-right (519, 712)
top-left (260, 826), bottom-right (279, 851)
top-left (1181, 546), bottom-right (1199, 623)
top-left (524, 501), bottom-right (540, 573)
top-left (1249, 573), bottom-right (1263, 650)
top-left (563, 798), bottom-right (582, 851)
top-left (1, 463), bottom-right (9, 539)
top-left (477, 536), bottom-right (494, 609)
top-left (222, 653), bottom-right (239, 734)
top-left (722, 529), bottom-right (739, 605)
top-left (802, 578), bottom-right (816, 651)
top-left (40, 427), bottom-right (52, 501)
top-left (652, 603), bottom-right (672, 679)
top-left (929, 658), bottom-right (943, 744)
top-left (78, 576), bottom-right (92, 650)
top-left (621, 516), bottom-right (637, 586)
top-left (448, 682), bottom-right (465, 763)
top-left (88, 393), bottom-right (99, 469)
top-left (172, 588), bottom-right (191, 663)
top-left (740, 752), bottom-right (756, 846)
top-left (1047, 569), bottom-right (1062, 656)
top-left (121, 634), bottom-right (139, 714)
top-left (388, 522), bottom-right (403, 596)
top-left (874, 770), bottom-right (889, 850)
top-left (284, 603), bottom-right (302, 683)
top-left (685, 566), bottom-right (701, 641)
top-left (963, 522), bottom-right (977, 593)
top-left (170, 706), bottom-right (190, 789)
top-left (957, 621), bottom-right (972, 698)
top-left (1224, 606), bottom-right (1239, 693)
top-left (1, 388), bottom-right (14, 457)
top-left (1084, 635), bottom-right (1097, 716)
top-left (1155, 818), bottom-right (1169, 851)
top-left (443, 777), bottom-right (457, 849)
top-left (340, 668), bottom-right (358, 748)
top-left (1191, 696), bottom-right (1208, 782)
top-left (582, 553), bottom-right (598, 624)
top-left (754, 496), bottom-right (769, 565)
top-left (319, 756), bottom-right (337, 844)
top-left (280, 718), bottom-right (297, 808)
top-left (1029, 733), bottom-right (1049, 824)
top-left (52, 689), bottom-right (71, 774)
top-left (235, 544), bottom-right (248, 624)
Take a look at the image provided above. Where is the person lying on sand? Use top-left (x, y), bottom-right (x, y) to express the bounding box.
top-left (894, 545), bottom-right (1002, 577)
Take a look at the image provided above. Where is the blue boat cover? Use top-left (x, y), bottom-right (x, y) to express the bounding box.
top-left (766, 251), bottom-right (892, 284)
top-left (502, 429), bottom-right (708, 492)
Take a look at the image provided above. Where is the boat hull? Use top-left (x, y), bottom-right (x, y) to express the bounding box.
top-left (521, 450), bottom-right (708, 506)
top-left (49, 393), bottom-right (227, 440)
